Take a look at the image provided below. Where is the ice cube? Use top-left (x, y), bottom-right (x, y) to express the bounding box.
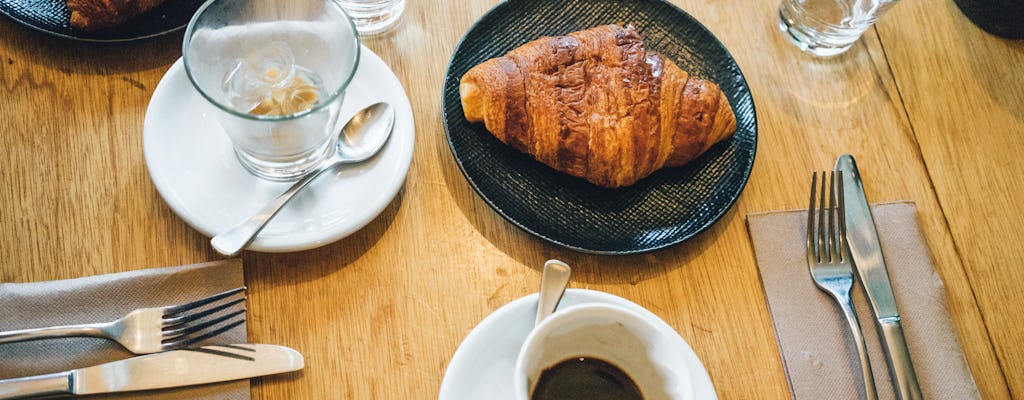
top-left (249, 41), bottom-right (296, 89)
top-left (222, 58), bottom-right (269, 112)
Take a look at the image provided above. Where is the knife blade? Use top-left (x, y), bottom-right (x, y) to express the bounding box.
top-left (835, 154), bottom-right (922, 400)
top-left (0, 344), bottom-right (303, 399)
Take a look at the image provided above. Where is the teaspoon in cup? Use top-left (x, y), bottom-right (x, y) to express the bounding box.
top-left (535, 260), bottom-right (572, 327)
top-left (210, 102), bottom-right (396, 257)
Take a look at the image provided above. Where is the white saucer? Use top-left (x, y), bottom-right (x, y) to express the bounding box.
top-left (439, 289), bottom-right (718, 399)
top-left (143, 46), bottom-right (414, 253)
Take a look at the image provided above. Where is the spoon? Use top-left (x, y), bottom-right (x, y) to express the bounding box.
top-left (535, 260), bottom-right (572, 327)
top-left (210, 102), bottom-right (396, 257)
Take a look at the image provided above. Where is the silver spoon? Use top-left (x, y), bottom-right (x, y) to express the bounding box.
top-left (210, 102), bottom-right (396, 257)
top-left (535, 260), bottom-right (572, 327)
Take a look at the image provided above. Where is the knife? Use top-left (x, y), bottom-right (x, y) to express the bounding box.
top-left (0, 344), bottom-right (303, 399)
top-left (835, 154), bottom-right (922, 400)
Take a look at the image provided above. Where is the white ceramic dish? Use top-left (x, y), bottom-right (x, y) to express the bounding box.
top-left (515, 303), bottom-right (695, 400)
top-left (143, 45), bottom-right (414, 253)
top-left (439, 289), bottom-right (717, 399)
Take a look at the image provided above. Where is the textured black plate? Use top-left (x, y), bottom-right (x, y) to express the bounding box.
top-left (442, 0), bottom-right (757, 255)
top-left (0, 0), bottom-right (204, 42)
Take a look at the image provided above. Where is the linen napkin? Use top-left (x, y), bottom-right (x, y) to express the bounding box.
top-left (746, 202), bottom-right (979, 399)
top-left (0, 259), bottom-right (249, 400)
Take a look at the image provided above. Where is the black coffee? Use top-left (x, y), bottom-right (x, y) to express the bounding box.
top-left (530, 357), bottom-right (643, 400)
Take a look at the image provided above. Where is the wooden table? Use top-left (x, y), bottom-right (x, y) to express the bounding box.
top-left (1, 0), bottom-right (1021, 398)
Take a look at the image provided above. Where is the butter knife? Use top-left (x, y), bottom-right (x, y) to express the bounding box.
top-left (835, 154), bottom-right (923, 400)
top-left (0, 344), bottom-right (303, 399)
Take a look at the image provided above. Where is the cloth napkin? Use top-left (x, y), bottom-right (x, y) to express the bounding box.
top-left (0, 260), bottom-right (249, 400)
top-left (746, 202), bottom-right (979, 399)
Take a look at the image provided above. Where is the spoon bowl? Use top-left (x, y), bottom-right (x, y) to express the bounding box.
top-left (211, 102), bottom-right (396, 256)
top-left (336, 102), bottom-right (395, 162)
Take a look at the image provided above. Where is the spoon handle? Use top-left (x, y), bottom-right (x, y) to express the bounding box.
top-left (210, 160), bottom-right (342, 256)
top-left (535, 260), bottom-right (572, 327)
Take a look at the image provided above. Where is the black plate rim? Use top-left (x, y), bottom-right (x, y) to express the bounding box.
top-left (443, 0), bottom-right (757, 255)
top-left (0, 0), bottom-right (198, 43)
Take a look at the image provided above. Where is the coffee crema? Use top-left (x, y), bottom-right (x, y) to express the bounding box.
top-left (530, 356), bottom-right (643, 400)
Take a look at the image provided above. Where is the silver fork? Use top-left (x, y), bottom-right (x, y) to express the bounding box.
top-left (0, 287), bottom-right (246, 354)
top-left (807, 171), bottom-right (878, 400)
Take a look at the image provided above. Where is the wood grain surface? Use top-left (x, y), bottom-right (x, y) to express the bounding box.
top-left (0, 0), bottom-right (1020, 398)
top-left (877, 0), bottom-right (1024, 397)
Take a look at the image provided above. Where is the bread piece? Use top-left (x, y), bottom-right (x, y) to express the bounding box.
top-left (460, 24), bottom-right (736, 188)
top-left (67, 0), bottom-right (166, 31)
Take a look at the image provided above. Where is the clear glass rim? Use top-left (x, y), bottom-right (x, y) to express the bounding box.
top-left (181, 0), bottom-right (362, 122)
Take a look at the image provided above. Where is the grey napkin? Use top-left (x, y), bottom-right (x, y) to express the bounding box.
top-left (0, 260), bottom-right (249, 400)
top-left (746, 202), bottom-right (979, 399)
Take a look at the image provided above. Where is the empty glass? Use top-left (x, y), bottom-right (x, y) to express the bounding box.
top-left (337, 0), bottom-right (406, 36)
top-left (183, 0), bottom-right (360, 181)
top-left (778, 0), bottom-right (899, 56)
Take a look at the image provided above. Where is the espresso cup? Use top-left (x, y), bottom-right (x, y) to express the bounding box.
top-left (513, 304), bottom-right (693, 400)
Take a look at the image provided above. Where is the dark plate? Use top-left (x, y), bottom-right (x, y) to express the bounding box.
top-left (442, 0), bottom-right (757, 255)
top-left (0, 0), bottom-right (204, 42)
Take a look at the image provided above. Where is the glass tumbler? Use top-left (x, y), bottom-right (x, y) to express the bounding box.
top-left (183, 0), bottom-right (361, 181)
top-left (337, 0), bottom-right (406, 36)
top-left (777, 0), bottom-right (899, 56)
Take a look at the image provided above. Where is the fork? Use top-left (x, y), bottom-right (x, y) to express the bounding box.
top-left (807, 171), bottom-right (878, 400)
top-left (0, 287), bottom-right (246, 354)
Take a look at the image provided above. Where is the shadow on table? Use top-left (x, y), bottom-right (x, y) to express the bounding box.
top-left (439, 146), bottom-right (732, 285)
top-left (236, 183), bottom-right (405, 286)
top-left (770, 43), bottom-right (883, 120)
top-left (1, 18), bottom-right (182, 75)
top-left (947, 0), bottom-right (1024, 124)
top-left (528, 211), bottom-right (733, 286)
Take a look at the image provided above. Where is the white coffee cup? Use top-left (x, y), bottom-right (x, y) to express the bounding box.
top-left (513, 303), bottom-right (693, 400)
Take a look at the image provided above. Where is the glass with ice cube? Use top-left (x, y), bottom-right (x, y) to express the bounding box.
top-left (183, 0), bottom-right (360, 181)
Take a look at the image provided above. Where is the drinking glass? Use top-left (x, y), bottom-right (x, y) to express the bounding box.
top-left (777, 0), bottom-right (899, 56)
top-left (337, 0), bottom-right (406, 36)
top-left (183, 0), bottom-right (360, 181)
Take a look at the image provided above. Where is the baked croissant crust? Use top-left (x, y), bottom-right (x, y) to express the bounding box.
top-left (67, 0), bottom-right (166, 31)
top-left (460, 24), bottom-right (737, 188)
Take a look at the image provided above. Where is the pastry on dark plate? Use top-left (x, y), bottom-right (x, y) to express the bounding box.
top-left (460, 24), bottom-right (737, 188)
top-left (67, 0), bottom-right (166, 31)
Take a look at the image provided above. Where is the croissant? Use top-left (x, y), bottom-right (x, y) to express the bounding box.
top-left (67, 0), bottom-right (166, 31)
top-left (460, 24), bottom-right (736, 188)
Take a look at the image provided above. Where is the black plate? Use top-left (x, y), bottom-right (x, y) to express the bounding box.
top-left (0, 0), bottom-right (204, 42)
top-left (442, 0), bottom-right (757, 255)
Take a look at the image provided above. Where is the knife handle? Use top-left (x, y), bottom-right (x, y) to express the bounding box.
top-left (878, 317), bottom-right (923, 400)
top-left (0, 372), bottom-right (72, 399)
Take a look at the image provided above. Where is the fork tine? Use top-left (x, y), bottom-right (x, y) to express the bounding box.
top-left (162, 308), bottom-right (246, 340)
top-left (162, 318), bottom-right (247, 350)
top-left (162, 287), bottom-right (246, 316)
top-left (828, 170), bottom-right (838, 263)
top-left (163, 297), bottom-right (246, 327)
top-left (836, 170), bottom-right (846, 262)
top-left (807, 171), bottom-right (818, 263)
top-left (818, 170), bottom-right (827, 262)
